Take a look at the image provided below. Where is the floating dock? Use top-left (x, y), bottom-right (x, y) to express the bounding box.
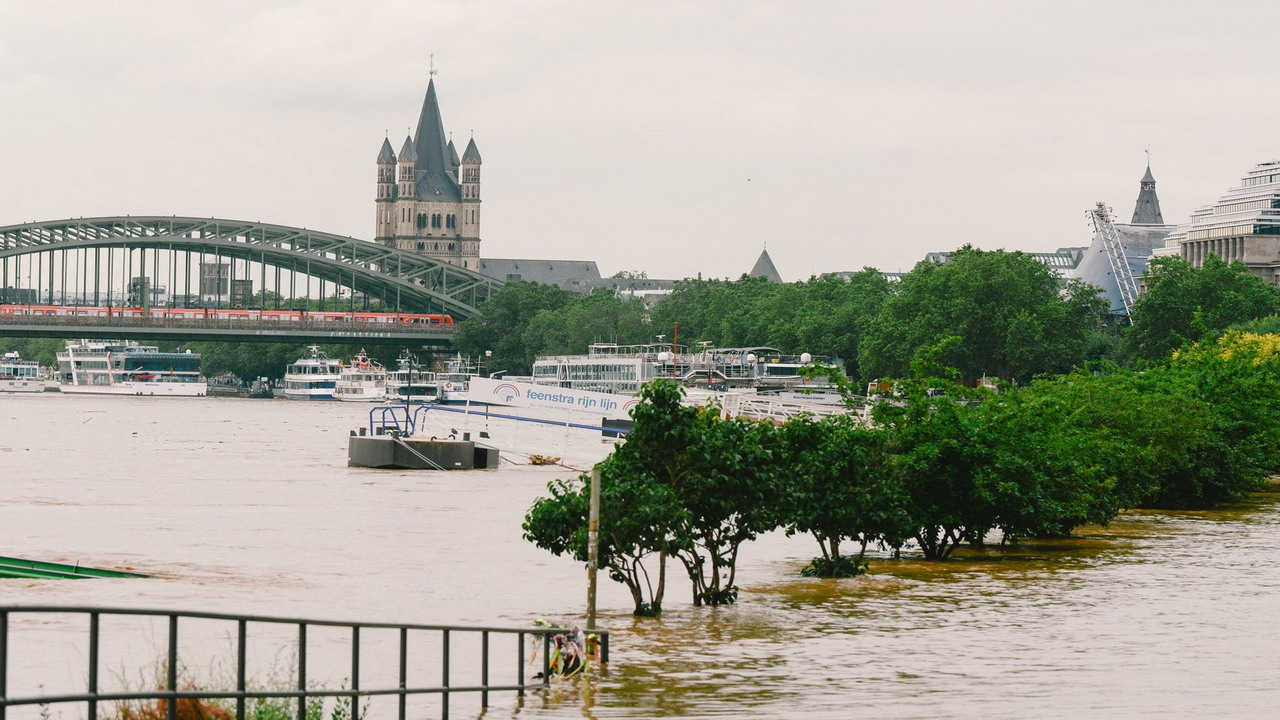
top-left (348, 431), bottom-right (500, 470)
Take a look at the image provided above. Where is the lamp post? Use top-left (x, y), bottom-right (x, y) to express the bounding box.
top-left (587, 465), bottom-right (600, 631)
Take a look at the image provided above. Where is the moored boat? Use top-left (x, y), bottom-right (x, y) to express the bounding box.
top-left (385, 350), bottom-right (439, 404)
top-left (56, 340), bottom-right (206, 396)
top-left (0, 351), bottom-right (46, 393)
top-left (336, 349), bottom-right (388, 402)
top-left (281, 345), bottom-right (342, 400)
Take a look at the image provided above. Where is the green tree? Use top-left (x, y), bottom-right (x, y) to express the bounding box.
top-left (1125, 255), bottom-right (1280, 362)
top-left (521, 288), bottom-right (651, 359)
top-left (523, 467), bottom-right (680, 616)
top-left (452, 281), bottom-right (573, 374)
top-left (860, 246), bottom-right (1108, 385)
top-left (777, 415), bottom-right (907, 576)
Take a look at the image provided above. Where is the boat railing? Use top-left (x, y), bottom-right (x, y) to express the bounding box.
top-left (0, 605), bottom-right (609, 720)
top-left (367, 405), bottom-right (417, 437)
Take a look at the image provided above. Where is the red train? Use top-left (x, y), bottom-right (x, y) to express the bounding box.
top-left (0, 304), bottom-right (455, 326)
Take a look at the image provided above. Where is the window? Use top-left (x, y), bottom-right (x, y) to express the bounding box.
top-left (416, 242), bottom-right (425, 250)
top-left (446, 214), bottom-right (456, 229)
top-left (417, 213), bottom-right (427, 229)
top-left (431, 213), bottom-right (442, 228)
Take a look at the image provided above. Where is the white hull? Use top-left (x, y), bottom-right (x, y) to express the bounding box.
top-left (336, 387), bottom-right (387, 402)
top-left (0, 379), bottom-right (48, 393)
top-left (281, 389), bottom-right (337, 401)
top-left (58, 381), bottom-right (207, 397)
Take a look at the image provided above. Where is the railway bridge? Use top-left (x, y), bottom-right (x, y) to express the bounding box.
top-left (0, 216), bottom-right (504, 344)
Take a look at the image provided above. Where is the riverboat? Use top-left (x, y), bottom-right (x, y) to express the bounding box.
top-left (335, 349), bottom-right (389, 402)
top-left (281, 346), bottom-right (342, 400)
top-left (530, 343), bottom-right (839, 394)
top-left (0, 351), bottom-right (46, 393)
top-left (385, 350), bottom-right (439, 404)
top-left (55, 340), bottom-right (206, 396)
top-left (437, 354), bottom-right (482, 405)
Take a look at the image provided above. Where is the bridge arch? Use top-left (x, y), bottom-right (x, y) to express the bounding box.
top-left (0, 216), bottom-right (502, 318)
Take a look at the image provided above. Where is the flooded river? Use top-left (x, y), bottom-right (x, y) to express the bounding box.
top-left (2, 394), bottom-right (1279, 718)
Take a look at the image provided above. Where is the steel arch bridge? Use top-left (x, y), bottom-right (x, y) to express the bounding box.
top-left (0, 216), bottom-right (502, 318)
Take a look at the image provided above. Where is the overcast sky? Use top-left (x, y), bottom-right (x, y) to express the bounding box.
top-left (3, 1), bottom-right (1278, 282)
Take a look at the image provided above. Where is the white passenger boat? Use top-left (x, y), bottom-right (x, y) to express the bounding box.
top-left (531, 343), bottom-right (838, 394)
top-left (56, 340), bottom-right (206, 396)
top-left (335, 349), bottom-right (388, 402)
top-left (385, 350), bottom-right (438, 404)
top-left (0, 351), bottom-right (47, 393)
top-left (437, 355), bottom-right (482, 405)
top-left (281, 346), bottom-right (342, 400)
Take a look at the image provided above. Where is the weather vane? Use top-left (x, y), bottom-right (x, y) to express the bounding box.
top-left (429, 53), bottom-right (438, 78)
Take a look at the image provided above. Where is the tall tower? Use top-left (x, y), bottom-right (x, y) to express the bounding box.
top-left (1131, 161), bottom-right (1165, 224)
top-left (374, 138), bottom-right (397, 243)
top-left (375, 75), bottom-right (481, 270)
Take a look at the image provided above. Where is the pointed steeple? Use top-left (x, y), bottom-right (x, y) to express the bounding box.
top-left (461, 137), bottom-right (482, 164)
top-left (377, 138), bottom-right (397, 164)
top-left (749, 249), bottom-right (782, 282)
top-left (397, 135), bottom-right (417, 163)
top-left (447, 139), bottom-right (461, 168)
top-left (411, 78), bottom-right (461, 202)
top-left (1131, 161), bottom-right (1165, 224)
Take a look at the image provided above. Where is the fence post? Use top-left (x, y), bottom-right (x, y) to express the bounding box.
top-left (398, 628), bottom-right (407, 720)
top-left (296, 624), bottom-right (307, 720)
top-left (167, 615), bottom-right (178, 720)
top-left (481, 631), bottom-right (489, 709)
top-left (88, 612), bottom-right (99, 720)
top-left (236, 620), bottom-right (247, 720)
top-left (441, 629), bottom-right (450, 720)
top-left (1, 610), bottom-right (9, 720)
top-left (350, 627), bottom-right (360, 717)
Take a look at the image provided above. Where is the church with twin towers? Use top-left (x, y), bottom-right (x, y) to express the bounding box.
top-left (374, 76), bottom-right (483, 271)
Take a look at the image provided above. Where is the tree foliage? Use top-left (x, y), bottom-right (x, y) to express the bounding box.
top-left (859, 246), bottom-right (1108, 385)
top-left (452, 281), bottom-right (574, 374)
top-left (1126, 255), bottom-right (1280, 362)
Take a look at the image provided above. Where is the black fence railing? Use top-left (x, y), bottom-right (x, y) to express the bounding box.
top-left (0, 606), bottom-right (608, 720)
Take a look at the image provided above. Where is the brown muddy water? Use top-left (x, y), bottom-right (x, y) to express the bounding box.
top-left (2, 393), bottom-right (1279, 719)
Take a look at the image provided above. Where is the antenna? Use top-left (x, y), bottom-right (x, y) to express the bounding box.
top-left (429, 53), bottom-right (438, 78)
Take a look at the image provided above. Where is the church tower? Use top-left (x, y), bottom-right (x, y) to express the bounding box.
top-left (1131, 161), bottom-right (1165, 224)
top-left (374, 75), bottom-right (481, 270)
top-left (374, 138), bottom-right (397, 243)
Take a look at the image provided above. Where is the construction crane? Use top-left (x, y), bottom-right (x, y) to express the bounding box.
top-left (1089, 202), bottom-right (1141, 320)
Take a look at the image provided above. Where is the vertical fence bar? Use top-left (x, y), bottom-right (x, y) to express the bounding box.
top-left (601, 632), bottom-right (609, 664)
top-left (167, 615), bottom-right (178, 720)
top-left (88, 612), bottom-right (100, 720)
top-left (350, 626), bottom-right (360, 716)
top-left (296, 624), bottom-right (307, 720)
top-left (236, 620), bottom-right (247, 720)
top-left (541, 635), bottom-right (550, 688)
top-left (397, 628), bottom-right (407, 720)
top-left (514, 630), bottom-right (524, 691)
top-left (441, 629), bottom-right (450, 720)
top-left (1, 610), bottom-right (8, 720)
top-left (481, 631), bottom-right (489, 709)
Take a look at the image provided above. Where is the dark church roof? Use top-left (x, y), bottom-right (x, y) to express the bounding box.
top-left (462, 137), bottom-right (482, 164)
top-left (748, 249), bottom-right (783, 282)
top-left (377, 138), bottom-right (396, 164)
top-left (412, 79), bottom-right (462, 203)
top-left (1131, 162), bottom-right (1165, 224)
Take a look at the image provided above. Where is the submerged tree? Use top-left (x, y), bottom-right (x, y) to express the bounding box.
top-left (776, 415), bottom-right (907, 576)
top-left (522, 465), bottom-right (681, 616)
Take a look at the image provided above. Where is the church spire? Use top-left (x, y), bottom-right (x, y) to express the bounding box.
top-left (411, 78), bottom-right (460, 202)
top-left (1131, 157), bottom-right (1165, 224)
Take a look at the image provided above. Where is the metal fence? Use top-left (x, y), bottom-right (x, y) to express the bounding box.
top-left (0, 606), bottom-right (608, 720)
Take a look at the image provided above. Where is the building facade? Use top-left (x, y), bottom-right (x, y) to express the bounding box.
top-left (1152, 160), bottom-right (1280, 283)
top-left (375, 78), bottom-right (482, 270)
